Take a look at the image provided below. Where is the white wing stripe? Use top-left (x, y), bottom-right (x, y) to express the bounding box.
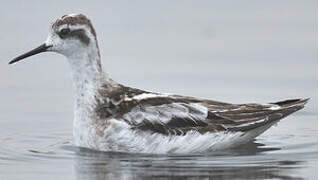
top-left (125, 93), bottom-right (169, 101)
top-left (122, 103), bottom-right (209, 126)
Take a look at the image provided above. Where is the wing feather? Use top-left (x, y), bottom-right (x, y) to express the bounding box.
top-left (97, 85), bottom-right (308, 135)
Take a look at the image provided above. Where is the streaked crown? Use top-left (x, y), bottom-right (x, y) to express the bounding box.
top-left (51, 14), bottom-right (97, 46)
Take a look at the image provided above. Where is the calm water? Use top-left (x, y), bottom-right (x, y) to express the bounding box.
top-left (1, 1), bottom-right (318, 179)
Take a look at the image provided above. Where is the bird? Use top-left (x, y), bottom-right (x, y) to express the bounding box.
top-left (9, 14), bottom-right (309, 154)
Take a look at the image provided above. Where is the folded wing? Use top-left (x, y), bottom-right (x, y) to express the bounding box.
top-left (117, 90), bottom-right (309, 135)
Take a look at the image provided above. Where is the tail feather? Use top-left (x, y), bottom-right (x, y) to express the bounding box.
top-left (228, 98), bottom-right (310, 133)
top-left (271, 98), bottom-right (310, 108)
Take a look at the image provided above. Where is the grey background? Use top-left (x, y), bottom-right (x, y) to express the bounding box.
top-left (0, 1), bottom-right (317, 179)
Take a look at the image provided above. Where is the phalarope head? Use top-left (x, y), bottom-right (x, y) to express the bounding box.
top-left (9, 14), bottom-right (99, 64)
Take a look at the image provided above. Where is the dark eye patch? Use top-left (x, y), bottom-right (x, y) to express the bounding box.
top-left (58, 28), bottom-right (71, 38)
top-left (58, 28), bottom-right (90, 45)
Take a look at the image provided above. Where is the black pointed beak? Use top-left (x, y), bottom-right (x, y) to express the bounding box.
top-left (9, 43), bottom-right (52, 65)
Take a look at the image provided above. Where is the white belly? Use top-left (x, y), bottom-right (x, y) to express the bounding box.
top-left (74, 120), bottom-right (273, 154)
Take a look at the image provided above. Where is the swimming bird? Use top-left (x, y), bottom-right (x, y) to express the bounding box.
top-left (9, 14), bottom-right (309, 154)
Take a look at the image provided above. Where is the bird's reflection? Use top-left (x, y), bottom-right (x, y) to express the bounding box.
top-left (73, 141), bottom-right (304, 180)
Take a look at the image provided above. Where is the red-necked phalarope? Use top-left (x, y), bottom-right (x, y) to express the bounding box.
top-left (9, 14), bottom-right (309, 154)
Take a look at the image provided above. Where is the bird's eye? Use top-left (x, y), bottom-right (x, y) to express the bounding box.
top-left (59, 28), bottom-right (71, 37)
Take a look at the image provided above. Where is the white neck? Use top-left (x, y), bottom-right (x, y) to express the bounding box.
top-left (66, 44), bottom-right (116, 113)
top-left (69, 49), bottom-right (101, 98)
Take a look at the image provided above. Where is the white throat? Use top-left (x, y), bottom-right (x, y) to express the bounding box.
top-left (65, 42), bottom-right (118, 117)
top-left (67, 44), bottom-right (104, 101)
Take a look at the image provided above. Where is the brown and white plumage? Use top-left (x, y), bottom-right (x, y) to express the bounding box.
top-left (9, 14), bottom-right (309, 154)
top-left (95, 84), bottom-right (309, 136)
